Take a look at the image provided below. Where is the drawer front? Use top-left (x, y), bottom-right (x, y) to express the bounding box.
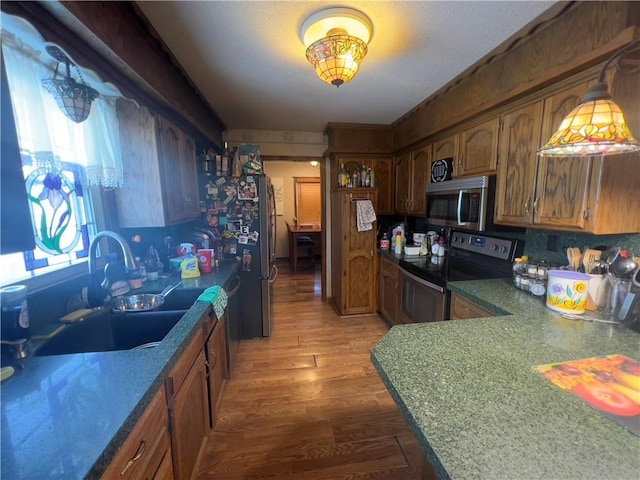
top-left (165, 329), bottom-right (204, 401)
top-left (450, 293), bottom-right (494, 319)
top-left (101, 388), bottom-right (169, 479)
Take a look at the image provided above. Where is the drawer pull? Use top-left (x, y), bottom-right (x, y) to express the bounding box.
top-left (120, 440), bottom-right (146, 476)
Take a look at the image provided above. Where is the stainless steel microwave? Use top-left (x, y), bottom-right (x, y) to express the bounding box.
top-left (425, 175), bottom-right (496, 231)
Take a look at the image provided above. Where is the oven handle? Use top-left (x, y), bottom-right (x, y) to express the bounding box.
top-left (457, 190), bottom-right (463, 225)
top-left (401, 268), bottom-right (445, 293)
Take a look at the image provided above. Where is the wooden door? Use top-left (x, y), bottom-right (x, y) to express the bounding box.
top-left (168, 350), bottom-right (209, 480)
top-left (369, 157), bottom-right (393, 215)
top-left (459, 117), bottom-right (499, 177)
top-left (534, 81), bottom-right (594, 229)
top-left (158, 117), bottom-right (185, 224)
top-left (495, 102), bottom-right (543, 226)
top-left (394, 152), bottom-right (411, 215)
top-left (410, 146), bottom-right (430, 215)
top-left (343, 191), bottom-right (377, 314)
top-left (206, 316), bottom-right (228, 427)
top-left (433, 134), bottom-right (458, 175)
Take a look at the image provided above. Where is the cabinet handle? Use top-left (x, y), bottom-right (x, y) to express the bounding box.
top-left (524, 198), bottom-right (531, 214)
top-left (120, 440), bottom-right (146, 475)
top-left (533, 197), bottom-right (540, 215)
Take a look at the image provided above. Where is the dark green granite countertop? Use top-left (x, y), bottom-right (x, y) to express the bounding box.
top-left (372, 277), bottom-right (640, 480)
top-left (1, 260), bottom-right (239, 479)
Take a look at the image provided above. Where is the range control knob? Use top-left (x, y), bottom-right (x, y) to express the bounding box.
top-left (491, 244), bottom-right (499, 251)
top-left (500, 246), bottom-right (508, 253)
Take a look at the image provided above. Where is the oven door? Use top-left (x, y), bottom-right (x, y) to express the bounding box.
top-left (399, 269), bottom-right (447, 323)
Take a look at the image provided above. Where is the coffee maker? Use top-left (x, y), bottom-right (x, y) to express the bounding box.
top-left (1, 285), bottom-right (31, 360)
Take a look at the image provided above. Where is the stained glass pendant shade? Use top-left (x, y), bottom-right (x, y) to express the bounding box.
top-left (301, 7), bottom-right (373, 87)
top-left (41, 46), bottom-right (99, 123)
top-left (538, 41), bottom-right (640, 157)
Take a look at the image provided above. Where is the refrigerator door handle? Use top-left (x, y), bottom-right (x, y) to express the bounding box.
top-left (269, 264), bottom-right (278, 284)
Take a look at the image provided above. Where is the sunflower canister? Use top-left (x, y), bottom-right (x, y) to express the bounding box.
top-left (546, 270), bottom-right (591, 314)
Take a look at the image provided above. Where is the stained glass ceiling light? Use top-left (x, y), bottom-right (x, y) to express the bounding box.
top-left (300, 7), bottom-right (373, 87)
top-left (41, 46), bottom-right (99, 123)
top-left (538, 40), bottom-right (640, 157)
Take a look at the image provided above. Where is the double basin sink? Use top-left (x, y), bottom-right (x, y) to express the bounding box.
top-left (35, 288), bottom-right (203, 357)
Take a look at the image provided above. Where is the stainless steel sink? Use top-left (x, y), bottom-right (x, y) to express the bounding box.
top-left (34, 309), bottom-right (188, 356)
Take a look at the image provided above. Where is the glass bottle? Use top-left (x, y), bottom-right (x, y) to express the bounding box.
top-left (352, 169), bottom-right (359, 188)
top-left (370, 166), bottom-right (376, 187)
top-left (338, 163), bottom-right (348, 188)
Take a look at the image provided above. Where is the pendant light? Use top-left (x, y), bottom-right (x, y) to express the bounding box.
top-left (41, 46), bottom-right (99, 123)
top-left (538, 40), bottom-right (640, 157)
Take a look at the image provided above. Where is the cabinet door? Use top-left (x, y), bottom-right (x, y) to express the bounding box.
top-left (433, 134), bottom-right (458, 175)
top-left (459, 117), bottom-right (499, 177)
top-left (410, 146), bottom-right (430, 215)
top-left (206, 316), bottom-right (228, 428)
top-left (495, 102), bottom-right (543, 226)
top-left (158, 117), bottom-right (186, 224)
top-left (180, 133), bottom-right (200, 220)
top-left (379, 257), bottom-right (400, 326)
top-left (369, 157), bottom-right (394, 215)
top-left (343, 191), bottom-right (377, 314)
top-left (168, 350), bottom-right (209, 480)
top-left (395, 152), bottom-right (411, 215)
top-left (534, 82), bottom-right (593, 229)
top-left (450, 293), bottom-right (494, 319)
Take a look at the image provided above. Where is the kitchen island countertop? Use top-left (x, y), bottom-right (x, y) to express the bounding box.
top-left (1, 260), bottom-right (239, 479)
top-left (372, 277), bottom-right (640, 480)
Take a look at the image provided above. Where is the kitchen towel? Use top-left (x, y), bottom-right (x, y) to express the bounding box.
top-left (356, 200), bottom-right (377, 232)
top-left (196, 285), bottom-right (228, 319)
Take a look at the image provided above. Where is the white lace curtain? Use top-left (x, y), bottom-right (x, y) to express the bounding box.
top-left (2, 30), bottom-right (124, 188)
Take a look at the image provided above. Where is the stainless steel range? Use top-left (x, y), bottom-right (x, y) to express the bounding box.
top-left (398, 230), bottom-right (524, 322)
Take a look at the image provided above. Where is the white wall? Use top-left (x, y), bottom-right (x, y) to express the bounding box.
top-left (262, 161), bottom-right (320, 259)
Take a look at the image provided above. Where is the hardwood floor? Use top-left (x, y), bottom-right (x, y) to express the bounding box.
top-left (197, 260), bottom-right (423, 480)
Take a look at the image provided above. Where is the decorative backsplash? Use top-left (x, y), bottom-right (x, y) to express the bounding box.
top-left (524, 228), bottom-right (640, 265)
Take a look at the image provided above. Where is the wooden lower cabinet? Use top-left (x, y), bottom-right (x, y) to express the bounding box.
top-left (379, 256), bottom-right (401, 326)
top-left (101, 388), bottom-right (173, 480)
top-left (205, 315), bottom-right (228, 428)
top-left (166, 330), bottom-right (209, 480)
top-left (450, 293), bottom-right (495, 319)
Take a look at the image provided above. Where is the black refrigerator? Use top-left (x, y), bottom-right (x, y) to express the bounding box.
top-left (202, 175), bottom-right (277, 338)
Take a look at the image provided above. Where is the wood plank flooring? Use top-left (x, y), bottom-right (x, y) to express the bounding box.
top-left (197, 260), bottom-right (423, 480)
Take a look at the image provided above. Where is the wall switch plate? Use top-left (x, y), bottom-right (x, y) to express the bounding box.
top-left (547, 234), bottom-right (559, 252)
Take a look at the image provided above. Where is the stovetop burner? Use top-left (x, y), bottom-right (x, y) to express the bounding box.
top-left (399, 230), bottom-right (524, 288)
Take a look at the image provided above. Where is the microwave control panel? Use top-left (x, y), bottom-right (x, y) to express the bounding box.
top-left (450, 232), bottom-right (515, 261)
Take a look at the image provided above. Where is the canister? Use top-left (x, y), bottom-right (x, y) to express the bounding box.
top-left (546, 270), bottom-right (590, 314)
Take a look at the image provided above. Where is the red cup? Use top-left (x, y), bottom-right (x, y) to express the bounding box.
top-left (197, 249), bottom-right (213, 274)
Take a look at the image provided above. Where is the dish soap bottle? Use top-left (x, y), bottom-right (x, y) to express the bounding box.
top-left (394, 232), bottom-right (402, 255)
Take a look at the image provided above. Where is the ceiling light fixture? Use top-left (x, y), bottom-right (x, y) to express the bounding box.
top-left (300, 7), bottom-right (373, 87)
top-left (41, 46), bottom-right (99, 123)
top-left (538, 40), bottom-right (640, 157)
top-left (310, 160), bottom-right (319, 168)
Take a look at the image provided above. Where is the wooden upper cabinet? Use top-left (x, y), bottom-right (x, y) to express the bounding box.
top-left (495, 102), bottom-right (543, 225)
top-left (394, 152), bottom-right (412, 215)
top-left (458, 117), bottom-right (500, 177)
top-left (410, 145), bottom-right (430, 215)
top-left (369, 156), bottom-right (394, 215)
top-left (534, 81), bottom-right (594, 229)
top-left (115, 100), bottom-right (200, 227)
top-left (433, 134), bottom-right (459, 175)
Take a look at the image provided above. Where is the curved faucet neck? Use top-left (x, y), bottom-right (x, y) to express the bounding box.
top-left (88, 231), bottom-right (137, 276)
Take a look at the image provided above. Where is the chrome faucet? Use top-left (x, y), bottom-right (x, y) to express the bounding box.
top-left (88, 231), bottom-right (137, 276)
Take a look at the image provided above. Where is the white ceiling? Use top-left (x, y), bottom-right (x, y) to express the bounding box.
top-left (136, 1), bottom-right (557, 133)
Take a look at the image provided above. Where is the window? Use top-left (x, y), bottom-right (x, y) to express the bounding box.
top-left (294, 177), bottom-right (321, 227)
top-left (0, 14), bottom-right (124, 288)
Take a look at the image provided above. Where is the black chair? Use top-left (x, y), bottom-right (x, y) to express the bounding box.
top-left (295, 236), bottom-right (315, 273)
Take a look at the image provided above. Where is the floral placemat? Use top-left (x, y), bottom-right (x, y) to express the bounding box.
top-left (534, 355), bottom-right (640, 436)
